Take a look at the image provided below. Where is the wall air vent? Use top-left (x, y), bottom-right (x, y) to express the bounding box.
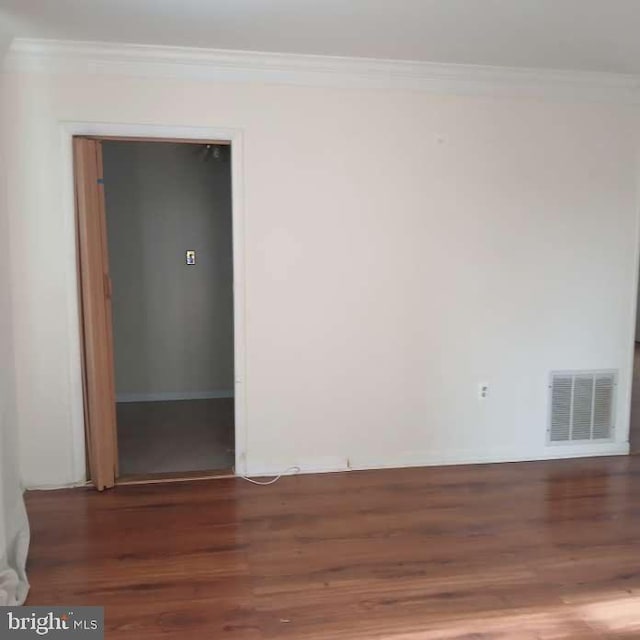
top-left (548, 371), bottom-right (616, 443)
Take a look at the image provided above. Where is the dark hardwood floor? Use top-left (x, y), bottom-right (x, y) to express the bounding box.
top-left (25, 456), bottom-right (640, 639)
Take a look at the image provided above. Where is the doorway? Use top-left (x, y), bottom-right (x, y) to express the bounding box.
top-left (73, 134), bottom-right (238, 488)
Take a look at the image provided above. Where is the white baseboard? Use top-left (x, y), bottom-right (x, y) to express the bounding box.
top-left (352, 442), bottom-right (630, 471)
top-left (116, 390), bottom-right (234, 403)
top-left (246, 456), bottom-right (350, 478)
top-left (24, 442), bottom-right (630, 488)
top-left (245, 443), bottom-right (630, 478)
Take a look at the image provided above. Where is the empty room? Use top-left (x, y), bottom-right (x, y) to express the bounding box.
top-left (1, 1), bottom-right (640, 639)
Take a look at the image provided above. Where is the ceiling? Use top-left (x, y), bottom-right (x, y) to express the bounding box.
top-left (1, 0), bottom-right (639, 75)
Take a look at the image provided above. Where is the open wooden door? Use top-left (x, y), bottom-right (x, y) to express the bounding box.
top-left (74, 137), bottom-right (118, 490)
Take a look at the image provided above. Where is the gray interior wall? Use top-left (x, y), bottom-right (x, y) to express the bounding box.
top-left (102, 141), bottom-right (234, 399)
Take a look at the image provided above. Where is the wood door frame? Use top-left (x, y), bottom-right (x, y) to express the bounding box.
top-left (62, 122), bottom-right (248, 482)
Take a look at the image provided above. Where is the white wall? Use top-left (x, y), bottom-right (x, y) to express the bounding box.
top-left (102, 141), bottom-right (234, 400)
top-left (3, 57), bottom-right (639, 486)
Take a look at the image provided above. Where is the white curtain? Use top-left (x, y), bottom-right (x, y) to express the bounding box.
top-left (0, 64), bottom-right (30, 605)
top-left (0, 400), bottom-right (29, 605)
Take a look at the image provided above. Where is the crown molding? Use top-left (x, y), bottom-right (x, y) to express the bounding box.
top-left (4, 38), bottom-right (640, 103)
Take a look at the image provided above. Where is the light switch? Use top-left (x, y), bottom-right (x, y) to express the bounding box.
top-left (186, 250), bottom-right (196, 265)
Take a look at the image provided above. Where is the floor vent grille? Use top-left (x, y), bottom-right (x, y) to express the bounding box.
top-left (548, 371), bottom-right (616, 443)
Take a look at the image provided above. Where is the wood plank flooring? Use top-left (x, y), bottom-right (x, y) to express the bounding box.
top-left (25, 456), bottom-right (640, 639)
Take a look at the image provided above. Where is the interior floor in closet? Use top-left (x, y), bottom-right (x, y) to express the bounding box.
top-left (116, 398), bottom-right (234, 476)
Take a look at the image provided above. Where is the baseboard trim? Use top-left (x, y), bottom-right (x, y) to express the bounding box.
top-left (25, 444), bottom-right (631, 489)
top-left (349, 442), bottom-right (630, 472)
top-left (245, 443), bottom-right (630, 478)
top-left (116, 390), bottom-right (234, 403)
top-left (246, 457), bottom-right (350, 478)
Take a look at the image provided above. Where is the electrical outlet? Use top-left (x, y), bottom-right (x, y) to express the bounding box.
top-left (479, 383), bottom-right (489, 399)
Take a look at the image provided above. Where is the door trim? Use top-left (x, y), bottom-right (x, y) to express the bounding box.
top-left (61, 121), bottom-right (248, 481)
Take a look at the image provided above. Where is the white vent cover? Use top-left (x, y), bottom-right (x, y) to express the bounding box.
top-left (548, 371), bottom-right (616, 443)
